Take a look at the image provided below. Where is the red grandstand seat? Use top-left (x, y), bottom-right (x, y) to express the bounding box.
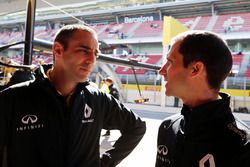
top-left (0, 32), bottom-right (7, 43)
top-left (98, 23), bottom-right (124, 39)
top-left (115, 55), bottom-right (147, 74)
top-left (97, 22), bottom-right (137, 39)
top-left (212, 12), bottom-right (250, 33)
top-left (232, 54), bottom-right (243, 65)
top-left (245, 68), bottom-right (250, 78)
top-left (177, 15), bottom-right (211, 30)
top-left (34, 29), bottom-right (57, 41)
top-left (35, 30), bottom-right (48, 39)
top-left (9, 32), bottom-right (23, 43)
top-left (195, 16), bottom-right (211, 30)
top-left (115, 54), bottom-right (162, 75)
top-left (1, 32), bottom-right (11, 43)
top-left (132, 20), bottom-right (163, 38)
top-left (146, 55), bottom-right (162, 64)
top-left (177, 17), bottom-right (197, 29)
top-left (91, 24), bottom-right (109, 36)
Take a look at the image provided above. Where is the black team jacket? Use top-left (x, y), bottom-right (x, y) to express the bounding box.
top-left (0, 66), bottom-right (146, 167)
top-left (155, 93), bottom-right (250, 167)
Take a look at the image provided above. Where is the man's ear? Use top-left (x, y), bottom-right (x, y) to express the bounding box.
top-left (53, 42), bottom-right (63, 58)
top-left (190, 61), bottom-right (204, 76)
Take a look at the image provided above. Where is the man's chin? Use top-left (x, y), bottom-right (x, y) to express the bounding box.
top-left (75, 75), bottom-right (89, 83)
top-left (79, 76), bottom-right (89, 82)
top-left (78, 79), bottom-right (88, 83)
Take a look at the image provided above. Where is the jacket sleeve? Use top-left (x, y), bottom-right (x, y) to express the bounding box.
top-left (231, 117), bottom-right (250, 167)
top-left (0, 90), bottom-right (9, 166)
top-left (100, 96), bottom-right (146, 167)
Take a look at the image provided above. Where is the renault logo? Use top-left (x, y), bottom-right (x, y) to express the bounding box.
top-left (22, 115), bottom-right (38, 124)
top-left (157, 145), bottom-right (168, 156)
top-left (84, 104), bottom-right (92, 118)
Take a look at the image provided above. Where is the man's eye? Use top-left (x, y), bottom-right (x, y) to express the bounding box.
top-left (80, 49), bottom-right (88, 54)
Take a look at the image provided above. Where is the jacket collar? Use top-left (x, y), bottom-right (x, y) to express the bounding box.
top-left (181, 92), bottom-right (231, 117)
top-left (180, 93), bottom-right (233, 133)
top-left (34, 64), bottom-right (90, 92)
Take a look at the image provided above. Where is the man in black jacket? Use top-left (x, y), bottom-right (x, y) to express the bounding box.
top-left (106, 77), bottom-right (119, 100)
top-left (155, 30), bottom-right (250, 167)
top-left (0, 24), bottom-right (146, 167)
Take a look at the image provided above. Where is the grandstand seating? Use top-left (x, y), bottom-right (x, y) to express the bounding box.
top-left (96, 23), bottom-right (134, 39)
top-left (245, 68), bottom-right (250, 77)
top-left (245, 68), bottom-right (250, 78)
top-left (35, 29), bottom-right (57, 41)
top-left (8, 32), bottom-right (23, 43)
top-left (1, 12), bottom-right (250, 78)
top-left (115, 54), bottom-right (161, 74)
top-left (177, 13), bottom-right (250, 33)
top-left (0, 33), bottom-right (7, 44)
top-left (232, 53), bottom-right (243, 74)
top-left (212, 12), bottom-right (250, 33)
top-left (92, 24), bottom-right (107, 36)
top-left (1, 12), bottom-right (250, 43)
top-left (194, 16), bottom-right (211, 30)
top-left (132, 20), bottom-right (163, 38)
top-left (32, 55), bottom-right (53, 64)
top-left (232, 54), bottom-right (243, 66)
top-left (146, 54), bottom-right (162, 65)
top-left (95, 21), bottom-right (163, 39)
top-left (0, 32), bottom-right (12, 44)
top-left (178, 16), bottom-right (212, 30)
top-left (6, 54), bottom-right (53, 65)
top-left (177, 17), bottom-right (196, 29)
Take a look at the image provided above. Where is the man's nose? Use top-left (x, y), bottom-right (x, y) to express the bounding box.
top-left (159, 64), bottom-right (167, 75)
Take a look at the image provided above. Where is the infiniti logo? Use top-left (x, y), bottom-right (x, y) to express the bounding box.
top-left (17, 114), bottom-right (44, 132)
top-left (157, 145), bottom-right (168, 156)
top-left (21, 115), bottom-right (38, 124)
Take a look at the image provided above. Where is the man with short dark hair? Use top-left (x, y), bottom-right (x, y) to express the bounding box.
top-left (155, 30), bottom-right (250, 167)
top-left (0, 24), bottom-right (146, 167)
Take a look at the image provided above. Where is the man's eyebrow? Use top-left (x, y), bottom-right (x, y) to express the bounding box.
top-left (79, 45), bottom-right (100, 55)
top-left (78, 45), bottom-right (91, 50)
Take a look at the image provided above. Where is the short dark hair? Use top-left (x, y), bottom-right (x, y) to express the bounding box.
top-left (177, 31), bottom-right (232, 90)
top-left (54, 24), bottom-right (97, 50)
